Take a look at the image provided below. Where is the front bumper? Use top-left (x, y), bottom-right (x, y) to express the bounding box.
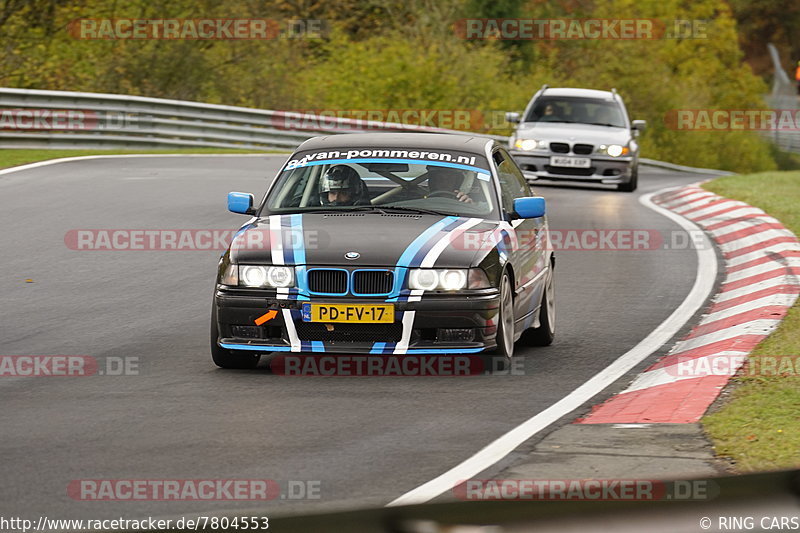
top-left (509, 150), bottom-right (635, 184)
top-left (214, 288), bottom-right (501, 355)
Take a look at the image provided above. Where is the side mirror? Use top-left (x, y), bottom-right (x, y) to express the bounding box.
top-left (514, 196), bottom-right (546, 219)
top-left (631, 119), bottom-right (647, 132)
top-left (505, 112), bottom-right (521, 124)
top-left (228, 192), bottom-right (255, 215)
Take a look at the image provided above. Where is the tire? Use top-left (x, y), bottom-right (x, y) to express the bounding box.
top-left (617, 165), bottom-right (638, 192)
top-left (486, 272), bottom-right (515, 371)
top-left (519, 265), bottom-right (555, 346)
top-left (210, 306), bottom-right (260, 369)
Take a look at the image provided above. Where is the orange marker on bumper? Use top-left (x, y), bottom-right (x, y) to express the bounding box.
top-left (254, 310), bottom-right (278, 325)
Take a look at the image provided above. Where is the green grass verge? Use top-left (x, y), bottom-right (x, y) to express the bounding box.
top-left (702, 170), bottom-right (800, 472)
top-left (0, 148), bottom-right (281, 170)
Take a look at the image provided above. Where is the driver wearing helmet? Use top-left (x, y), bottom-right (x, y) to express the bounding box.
top-left (425, 165), bottom-right (474, 203)
top-left (319, 165), bottom-right (369, 206)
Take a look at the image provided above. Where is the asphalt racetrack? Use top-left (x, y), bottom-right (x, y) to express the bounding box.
top-left (0, 155), bottom-right (715, 520)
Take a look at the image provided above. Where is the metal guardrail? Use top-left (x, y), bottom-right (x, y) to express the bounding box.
top-left (2, 85), bottom-right (784, 164)
top-left (765, 43), bottom-right (800, 153)
top-left (764, 94), bottom-right (800, 154)
top-left (639, 157), bottom-right (734, 176)
top-left (234, 470), bottom-right (800, 533)
top-left (0, 88), bottom-right (506, 151)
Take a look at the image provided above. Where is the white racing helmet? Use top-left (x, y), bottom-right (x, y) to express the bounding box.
top-left (319, 165), bottom-right (368, 206)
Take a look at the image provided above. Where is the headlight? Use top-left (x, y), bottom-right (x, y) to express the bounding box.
top-left (238, 265), bottom-right (295, 288)
top-left (267, 266), bottom-right (294, 287)
top-left (598, 144), bottom-right (629, 157)
top-left (440, 270), bottom-right (467, 290)
top-left (409, 269), bottom-right (440, 290)
top-left (408, 268), bottom-right (488, 290)
top-left (514, 138), bottom-right (548, 151)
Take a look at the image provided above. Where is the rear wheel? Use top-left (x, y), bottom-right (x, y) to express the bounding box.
top-left (210, 306), bottom-right (260, 369)
top-left (520, 266), bottom-right (555, 346)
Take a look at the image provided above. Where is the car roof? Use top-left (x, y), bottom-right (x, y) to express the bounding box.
top-left (296, 132), bottom-right (494, 154)
top-left (539, 87), bottom-right (618, 100)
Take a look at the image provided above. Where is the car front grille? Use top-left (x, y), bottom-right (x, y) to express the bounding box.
top-left (544, 165), bottom-right (595, 176)
top-left (308, 269), bottom-right (348, 295)
top-left (307, 268), bottom-right (394, 296)
top-left (295, 322), bottom-right (403, 343)
top-left (550, 142), bottom-right (570, 153)
top-left (352, 270), bottom-right (393, 295)
top-left (573, 143), bottom-right (594, 155)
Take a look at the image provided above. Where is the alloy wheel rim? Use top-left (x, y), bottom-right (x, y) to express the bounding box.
top-left (501, 276), bottom-right (513, 351)
top-left (546, 271), bottom-right (555, 334)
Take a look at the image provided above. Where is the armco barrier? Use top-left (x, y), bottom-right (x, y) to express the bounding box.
top-left (0, 88), bottom-right (505, 151)
top-left (5, 86), bottom-right (784, 163)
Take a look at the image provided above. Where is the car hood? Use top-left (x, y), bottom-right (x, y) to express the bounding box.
top-left (515, 122), bottom-right (631, 145)
top-left (229, 213), bottom-right (505, 268)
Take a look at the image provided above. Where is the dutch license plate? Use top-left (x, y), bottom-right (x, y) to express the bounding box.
top-left (301, 303), bottom-right (394, 323)
top-left (550, 156), bottom-right (591, 168)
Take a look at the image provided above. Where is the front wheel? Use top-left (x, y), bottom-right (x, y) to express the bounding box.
top-left (520, 266), bottom-right (555, 346)
top-left (210, 306), bottom-right (260, 369)
top-left (487, 272), bottom-right (515, 371)
top-left (617, 165), bottom-right (638, 192)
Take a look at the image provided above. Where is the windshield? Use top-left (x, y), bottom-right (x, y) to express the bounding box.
top-left (264, 150), bottom-right (497, 218)
top-left (524, 96), bottom-right (627, 128)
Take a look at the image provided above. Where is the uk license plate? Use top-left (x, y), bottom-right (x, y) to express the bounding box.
top-left (301, 303), bottom-right (394, 323)
top-left (549, 156), bottom-right (591, 168)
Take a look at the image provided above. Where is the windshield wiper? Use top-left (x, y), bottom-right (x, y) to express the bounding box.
top-left (272, 206), bottom-right (458, 217)
top-left (584, 122), bottom-right (623, 127)
top-left (282, 206), bottom-right (389, 215)
top-left (380, 206), bottom-right (459, 217)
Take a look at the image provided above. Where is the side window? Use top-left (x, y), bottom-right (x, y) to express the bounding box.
top-left (493, 149), bottom-right (530, 213)
top-left (286, 167), bottom-right (312, 206)
top-left (269, 166), bottom-right (313, 208)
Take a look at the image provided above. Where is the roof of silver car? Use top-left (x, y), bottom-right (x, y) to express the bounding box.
top-left (539, 87), bottom-right (617, 99)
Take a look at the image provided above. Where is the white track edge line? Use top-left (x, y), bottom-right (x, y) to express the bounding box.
top-left (0, 153), bottom-right (284, 177)
top-left (386, 185), bottom-right (718, 507)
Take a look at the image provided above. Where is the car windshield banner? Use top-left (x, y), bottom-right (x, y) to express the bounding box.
top-left (284, 147), bottom-right (491, 174)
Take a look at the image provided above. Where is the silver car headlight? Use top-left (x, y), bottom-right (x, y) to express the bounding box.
top-left (514, 138), bottom-right (548, 151)
top-left (239, 265), bottom-right (295, 288)
top-left (597, 144), bottom-right (630, 157)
